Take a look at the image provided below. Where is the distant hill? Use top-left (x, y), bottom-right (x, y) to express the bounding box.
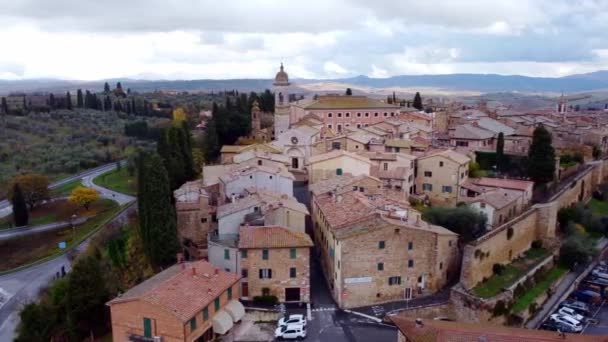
top-left (1, 71), bottom-right (607, 95)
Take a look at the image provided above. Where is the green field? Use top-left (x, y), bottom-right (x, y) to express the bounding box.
top-left (51, 178), bottom-right (83, 197)
top-left (589, 198), bottom-right (608, 216)
top-left (93, 168), bottom-right (136, 195)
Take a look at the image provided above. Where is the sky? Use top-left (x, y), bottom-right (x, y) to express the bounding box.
top-left (1, 0), bottom-right (608, 80)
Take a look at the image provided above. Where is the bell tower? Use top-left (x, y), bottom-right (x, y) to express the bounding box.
top-left (251, 100), bottom-right (261, 132)
top-left (273, 63), bottom-right (291, 136)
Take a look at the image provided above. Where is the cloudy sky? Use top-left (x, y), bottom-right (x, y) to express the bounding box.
top-left (1, 0), bottom-right (608, 80)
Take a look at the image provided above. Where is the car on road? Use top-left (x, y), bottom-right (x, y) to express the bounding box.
top-left (540, 319), bottom-right (578, 333)
top-left (549, 314), bottom-right (583, 332)
top-left (275, 323), bottom-right (306, 340)
top-left (557, 307), bottom-right (585, 322)
top-left (279, 314), bottom-right (307, 328)
top-left (560, 300), bottom-right (590, 316)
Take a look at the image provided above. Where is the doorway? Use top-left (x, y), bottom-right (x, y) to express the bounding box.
top-left (285, 287), bottom-right (301, 302)
top-left (242, 282), bottom-right (249, 298)
top-left (292, 157), bottom-right (299, 169)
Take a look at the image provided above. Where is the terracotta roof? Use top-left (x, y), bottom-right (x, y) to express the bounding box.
top-left (370, 166), bottom-right (409, 180)
top-left (389, 315), bottom-right (603, 342)
top-left (471, 177), bottom-right (534, 192)
top-left (467, 189), bottom-right (522, 210)
top-left (308, 174), bottom-right (382, 196)
top-left (361, 151), bottom-right (398, 161)
top-left (302, 95), bottom-right (399, 110)
top-left (419, 149), bottom-right (470, 165)
top-left (449, 124), bottom-right (494, 140)
top-left (239, 226), bottom-right (313, 249)
top-left (174, 179), bottom-right (208, 203)
top-left (220, 145), bottom-right (246, 153)
top-left (217, 191), bottom-right (308, 218)
top-left (107, 261), bottom-right (240, 322)
top-left (308, 149), bottom-right (372, 165)
top-left (219, 164), bottom-right (294, 183)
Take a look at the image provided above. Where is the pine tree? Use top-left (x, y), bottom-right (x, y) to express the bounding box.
top-left (11, 183), bottom-right (28, 227)
top-left (527, 125), bottom-right (556, 184)
top-left (104, 82), bottom-right (110, 93)
top-left (345, 88), bottom-right (352, 96)
top-left (496, 132), bottom-right (505, 172)
top-left (66, 91), bottom-right (72, 110)
top-left (137, 154), bottom-right (181, 267)
top-left (76, 89), bottom-right (83, 108)
top-left (413, 92), bottom-right (423, 110)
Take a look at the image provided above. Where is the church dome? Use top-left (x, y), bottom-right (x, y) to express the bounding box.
top-left (274, 63), bottom-right (290, 85)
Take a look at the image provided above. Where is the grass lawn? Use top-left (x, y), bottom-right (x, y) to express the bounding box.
top-left (472, 247), bottom-right (549, 299)
top-left (93, 168), bottom-right (136, 195)
top-left (0, 198), bottom-right (116, 229)
top-left (511, 265), bottom-right (569, 313)
top-left (51, 179), bottom-right (83, 197)
top-left (589, 198), bottom-right (608, 216)
top-left (0, 199), bottom-right (122, 272)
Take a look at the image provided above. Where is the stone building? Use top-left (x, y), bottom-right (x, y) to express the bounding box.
top-left (312, 190), bottom-right (459, 308)
top-left (414, 149), bottom-right (470, 205)
top-left (273, 63), bottom-right (292, 136)
top-left (307, 149), bottom-right (372, 184)
top-left (248, 100), bottom-right (272, 142)
top-left (466, 188), bottom-right (525, 229)
top-left (363, 151), bottom-right (417, 197)
top-left (218, 164), bottom-right (294, 201)
top-left (174, 180), bottom-right (214, 260)
top-left (107, 260), bottom-right (243, 342)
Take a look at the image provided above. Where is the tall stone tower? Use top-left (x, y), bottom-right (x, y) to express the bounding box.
top-left (273, 63), bottom-right (291, 136)
top-left (251, 100), bottom-right (261, 132)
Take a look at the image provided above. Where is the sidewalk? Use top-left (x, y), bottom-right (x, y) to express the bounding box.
top-left (351, 287), bottom-right (451, 318)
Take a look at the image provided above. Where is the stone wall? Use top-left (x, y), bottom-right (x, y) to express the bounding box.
top-left (387, 302), bottom-right (454, 320)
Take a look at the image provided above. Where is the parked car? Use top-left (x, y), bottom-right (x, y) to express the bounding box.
top-left (560, 300), bottom-right (590, 316)
top-left (572, 290), bottom-right (602, 304)
top-left (592, 269), bottom-right (608, 280)
top-left (585, 276), bottom-right (608, 287)
top-left (557, 307), bottom-right (585, 322)
top-left (275, 323), bottom-right (307, 340)
top-left (278, 314), bottom-right (307, 328)
top-left (540, 319), bottom-right (578, 333)
top-left (550, 314), bottom-right (583, 332)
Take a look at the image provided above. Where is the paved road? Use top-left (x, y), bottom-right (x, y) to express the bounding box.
top-left (0, 161), bottom-right (124, 218)
top-left (0, 164), bottom-right (135, 341)
top-left (0, 217), bottom-right (89, 241)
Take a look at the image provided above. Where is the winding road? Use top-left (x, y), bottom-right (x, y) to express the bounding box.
top-left (0, 164), bottom-right (136, 341)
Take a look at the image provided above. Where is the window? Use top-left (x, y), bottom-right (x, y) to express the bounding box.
top-left (329, 248), bottom-right (335, 259)
top-left (259, 268), bottom-right (272, 279)
top-left (383, 163), bottom-right (388, 171)
top-left (346, 112), bottom-right (350, 117)
top-left (377, 262), bottom-right (384, 271)
top-left (422, 183), bottom-right (432, 191)
top-left (391, 112), bottom-right (395, 117)
top-left (439, 161), bottom-right (444, 167)
top-left (214, 298), bottom-right (220, 311)
top-left (379, 241), bottom-right (385, 249)
top-left (338, 112), bottom-right (342, 117)
top-left (258, 160), bottom-right (262, 166)
top-left (242, 269), bottom-right (248, 278)
top-left (290, 267), bottom-right (297, 278)
top-left (384, 112), bottom-right (388, 117)
top-left (374, 112), bottom-right (378, 117)
top-left (290, 248), bottom-right (297, 259)
top-left (359, 187), bottom-right (365, 192)
top-left (328, 113), bottom-right (333, 118)
top-left (249, 175), bottom-right (253, 179)
top-left (366, 112), bottom-right (370, 117)
top-left (357, 124), bottom-right (361, 128)
top-left (424, 171), bottom-right (432, 177)
top-left (203, 307), bottom-right (209, 321)
top-left (241, 250), bottom-right (248, 258)
top-left (224, 249), bottom-right (230, 260)
top-left (456, 141), bottom-right (469, 147)
top-left (262, 249), bottom-right (269, 260)
top-left (449, 240), bottom-right (452, 247)
top-left (440, 262), bottom-right (443, 270)
top-left (408, 259), bottom-right (414, 268)
top-left (357, 112), bottom-right (361, 117)
top-left (143, 318), bottom-right (152, 338)
top-left (336, 168), bottom-right (343, 175)
top-left (190, 317), bottom-right (197, 332)
top-left (442, 186), bottom-right (452, 193)
top-left (353, 186), bottom-right (358, 191)
top-left (408, 241), bottom-right (413, 250)
top-left (389, 276), bottom-right (402, 285)
top-left (332, 141), bottom-right (341, 150)
top-left (201, 217), bottom-right (207, 223)
top-left (228, 287), bottom-right (233, 300)
top-left (328, 124), bottom-right (332, 129)
top-left (269, 175), bottom-right (273, 179)
top-left (460, 172), bottom-right (464, 179)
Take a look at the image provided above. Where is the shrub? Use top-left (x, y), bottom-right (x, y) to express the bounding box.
top-left (507, 314), bottom-right (524, 326)
top-left (253, 295), bottom-right (279, 306)
top-left (514, 283), bottom-right (525, 297)
top-left (529, 302), bottom-right (539, 315)
top-left (559, 235), bottom-right (597, 268)
top-left (422, 206), bottom-right (487, 242)
top-left (531, 240), bottom-right (543, 249)
top-left (493, 263), bottom-right (505, 275)
top-left (492, 300), bottom-right (508, 317)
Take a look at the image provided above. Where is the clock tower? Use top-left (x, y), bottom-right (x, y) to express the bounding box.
top-left (273, 63), bottom-right (291, 137)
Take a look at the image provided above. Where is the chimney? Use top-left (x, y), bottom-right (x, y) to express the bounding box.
top-left (415, 318), bottom-right (424, 328)
top-left (191, 266), bottom-right (197, 276)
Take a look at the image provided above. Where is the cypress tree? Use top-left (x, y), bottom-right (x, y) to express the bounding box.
top-left (138, 154), bottom-right (180, 267)
top-left (11, 183), bottom-right (28, 227)
top-left (345, 88), bottom-right (352, 96)
top-left (528, 124), bottom-right (556, 184)
top-left (413, 92), bottom-right (423, 110)
top-left (104, 96), bottom-right (112, 111)
top-left (104, 82), bottom-right (110, 93)
top-left (48, 93), bottom-right (55, 109)
top-left (1, 97), bottom-right (8, 114)
top-left (66, 91), bottom-right (72, 110)
top-left (203, 119), bottom-right (220, 162)
top-left (76, 89), bottom-right (83, 108)
top-left (496, 132), bottom-right (505, 172)
top-left (180, 122), bottom-right (196, 180)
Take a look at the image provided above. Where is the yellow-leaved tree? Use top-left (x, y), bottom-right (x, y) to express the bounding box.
top-left (172, 107), bottom-right (187, 123)
top-left (69, 186), bottom-right (100, 210)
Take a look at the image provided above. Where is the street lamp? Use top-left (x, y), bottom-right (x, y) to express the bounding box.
top-left (70, 214), bottom-right (77, 243)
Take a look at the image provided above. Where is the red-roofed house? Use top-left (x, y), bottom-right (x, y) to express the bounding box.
top-left (107, 260), bottom-right (242, 342)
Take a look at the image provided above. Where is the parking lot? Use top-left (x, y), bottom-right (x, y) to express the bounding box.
top-left (540, 261), bottom-right (608, 335)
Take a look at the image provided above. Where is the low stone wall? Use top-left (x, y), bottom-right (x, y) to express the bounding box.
top-left (244, 308), bottom-right (281, 323)
top-left (386, 302), bottom-right (454, 321)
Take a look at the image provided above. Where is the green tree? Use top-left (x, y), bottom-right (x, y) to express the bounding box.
top-left (76, 89), bottom-right (83, 108)
top-left (138, 154), bottom-right (180, 267)
top-left (496, 132), bottom-right (505, 172)
top-left (49, 93), bottom-right (55, 109)
top-left (15, 302), bottom-right (56, 342)
top-left (559, 234), bottom-right (597, 268)
top-left (203, 119), bottom-right (220, 162)
top-left (104, 96), bottom-right (112, 111)
top-left (66, 91), bottom-right (72, 110)
top-left (11, 183), bottom-right (29, 227)
top-left (422, 206), bottom-right (487, 242)
top-left (180, 122), bottom-right (196, 181)
top-left (527, 125), bottom-right (556, 184)
top-left (413, 92), bottom-right (423, 110)
top-left (1, 97), bottom-right (7, 114)
top-left (104, 82), bottom-right (110, 93)
top-left (66, 256), bottom-right (109, 339)
top-left (345, 88), bottom-right (352, 96)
